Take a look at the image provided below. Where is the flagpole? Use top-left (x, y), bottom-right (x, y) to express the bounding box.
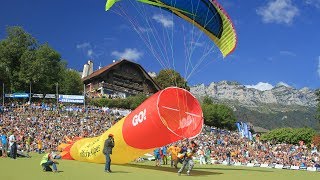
top-left (29, 81), bottom-right (32, 104)
top-left (56, 82), bottom-right (59, 111)
top-left (83, 84), bottom-right (86, 113)
top-left (2, 82), bottom-right (4, 107)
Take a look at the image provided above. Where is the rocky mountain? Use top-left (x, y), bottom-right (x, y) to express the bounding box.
top-left (190, 81), bottom-right (318, 130)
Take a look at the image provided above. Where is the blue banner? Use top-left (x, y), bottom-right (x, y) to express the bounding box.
top-left (13, 93), bottom-right (29, 98)
top-left (5, 93), bottom-right (29, 98)
top-left (58, 95), bottom-right (84, 104)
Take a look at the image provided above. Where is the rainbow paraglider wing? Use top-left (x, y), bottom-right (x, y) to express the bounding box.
top-left (105, 0), bottom-right (237, 57)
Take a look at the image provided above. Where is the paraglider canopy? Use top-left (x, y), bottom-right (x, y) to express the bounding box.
top-left (105, 0), bottom-right (237, 57)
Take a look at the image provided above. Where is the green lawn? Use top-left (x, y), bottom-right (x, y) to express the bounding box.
top-left (0, 154), bottom-right (319, 180)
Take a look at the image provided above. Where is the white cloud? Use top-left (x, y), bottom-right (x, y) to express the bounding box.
top-left (76, 42), bottom-right (90, 49)
top-left (257, 0), bottom-right (299, 24)
top-left (111, 48), bottom-right (143, 61)
top-left (318, 56), bottom-right (320, 78)
top-left (245, 82), bottom-right (274, 91)
top-left (280, 50), bottom-right (296, 56)
top-left (87, 49), bottom-right (93, 57)
top-left (76, 42), bottom-right (96, 58)
top-left (305, 0), bottom-right (320, 8)
top-left (152, 14), bottom-right (174, 28)
top-left (148, 72), bottom-right (157, 78)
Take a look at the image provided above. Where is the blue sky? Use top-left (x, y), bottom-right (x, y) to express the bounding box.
top-left (0, 0), bottom-right (320, 90)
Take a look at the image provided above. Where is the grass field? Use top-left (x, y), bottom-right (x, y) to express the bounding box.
top-left (1, 154), bottom-right (319, 180)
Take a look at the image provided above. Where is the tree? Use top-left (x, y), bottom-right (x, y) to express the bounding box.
top-left (0, 26), bottom-right (81, 95)
top-left (0, 26), bottom-right (37, 92)
top-left (312, 135), bottom-right (320, 148)
top-left (59, 69), bottom-right (83, 95)
top-left (202, 95), bottom-right (213, 105)
top-left (316, 89), bottom-right (320, 124)
top-left (260, 128), bottom-right (316, 145)
top-left (201, 99), bottom-right (236, 130)
top-left (154, 69), bottom-right (189, 90)
top-left (127, 94), bottom-right (147, 109)
top-left (19, 44), bottom-right (65, 93)
top-left (90, 94), bottom-right (147, 110)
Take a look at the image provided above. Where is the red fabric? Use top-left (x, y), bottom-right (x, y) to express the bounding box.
top-left (122, 87), bottom-right (203, 149)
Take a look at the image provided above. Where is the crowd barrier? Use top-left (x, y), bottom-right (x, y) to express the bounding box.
top-left (211, 159), bottom-right (320, 172)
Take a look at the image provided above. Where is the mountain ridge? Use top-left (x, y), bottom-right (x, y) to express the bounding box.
top-left (190, 81), bottom-right (318, 130)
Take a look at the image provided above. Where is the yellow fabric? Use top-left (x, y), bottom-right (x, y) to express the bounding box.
top-left (70, 116), bottom-right (154, 164)
top-left (171, 9), bottom-right (236, 57)
top-left (150, 0), bottom-right (236, 57)
top-left (57, 143), bottom-right (69, 152)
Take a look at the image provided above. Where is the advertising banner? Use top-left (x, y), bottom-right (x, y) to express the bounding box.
top-left (12, 93), bottom-right (29, 98)
top-left (5, 94), bottom-right (13, 98)
top-left (33, 94), bottom-right (44, 98)
top-left (58, 95), bottom-right (84, 103)
top-left (45, 94), bottom-right (56, 99)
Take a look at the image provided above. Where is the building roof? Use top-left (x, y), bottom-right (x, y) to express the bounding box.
top-left (82, 59), bottom-right (161, 90)
top-left (82, 60), bottom-right (122, 82)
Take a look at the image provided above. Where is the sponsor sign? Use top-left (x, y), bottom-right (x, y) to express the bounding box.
top-left (5, 94), bottom-right (13, 98)
top-left (290, 166), bottom-right (300, 170)
top-left (275, 164), bottom-right (284, 169)
top-left (13, 93), bottom-right (29, 98)
top-left (282, 165), bottom-right (291, 170)
top-left (5, 93), bottom-right (29, 98)
top-left (45, 94), bottom-right (56, 99)
top-left (247, 163), bottom-right (254, 167)
top-left (58, 95), bottom-right (84, 103)
top-left (253, 163), bottom-right (261, 167)
top-left (33, 94), bottom-right (44, 98)
top-left (307, 167), bottom-right (317, 172)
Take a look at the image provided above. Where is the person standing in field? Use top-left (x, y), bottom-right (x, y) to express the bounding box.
top-left (154, 148), bottom-right (161, 166)
top-left (103, 134), bottom-right (115, 173)
top-left (37, 138), bottom-right (43, 154)
top-left (25, 135), bottom-right (32, 156)
top-left (9, 131), bottom-right (17, 159)
top-left (161, 146), bottom-right (168, 165)
top-left (1, 130), bottom-right (8, 157)
top-left (198, 146), bottom-right (206, 165)
top-left (168, 143), bottom-right (181, 168)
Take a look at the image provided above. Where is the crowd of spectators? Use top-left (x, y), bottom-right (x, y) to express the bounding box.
top-left (0, 102), bottom-right (319, 169)
top-left (0, 102), bottom-right (127, 153)
top-left (191, 126), bottom-right (320, 168)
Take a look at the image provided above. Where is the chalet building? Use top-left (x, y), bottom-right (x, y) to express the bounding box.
top-left (82, 59), bottom-right (161, 98)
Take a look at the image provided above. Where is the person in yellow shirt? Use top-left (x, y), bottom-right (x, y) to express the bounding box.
top-left (167, 143), bottom-right (181, 168)
top-left (25, 135), bottom-right (32, 155)
top-left (37, 138), bottom-right (43, 154)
